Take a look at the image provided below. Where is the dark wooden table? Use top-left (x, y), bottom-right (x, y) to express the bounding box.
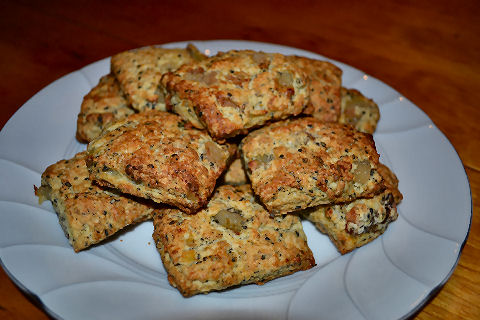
top-left (1, 1), bottom-right (479, 319)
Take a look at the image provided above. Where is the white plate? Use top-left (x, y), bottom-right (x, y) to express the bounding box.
top-left (0, 40), bottom-right (471, 320)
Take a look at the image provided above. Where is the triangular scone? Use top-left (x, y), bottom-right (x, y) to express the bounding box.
top-left (87, 111), bottom-right (236, 214)
top-left (220, 158), bottom-right (248, 186)
top-left (292, 56), bottom-right (342, 122)
top-left (111, 44), bottom-right (205, 112)
top-left (303, 163), bottom-right (401, 254)
top-left (339, 87), bottom-right (380, 134)
top-left (76, 74), bottom-right (135, 143)
top-left (162, 50), bottom-right (310, 141)
top-left (153, 184), bottom-right (315, 297)
top-left (240, 118), bottom-right (384, 215)
top-left (35, 152), bottom-right (156, 252)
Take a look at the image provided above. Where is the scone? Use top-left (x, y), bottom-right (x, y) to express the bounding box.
top-left (240, 117), bottom-right (384, 215)
top-left (339, 87), bottom-right (380, 134)
top-left (303, 163), bottom-right (402, 254)
top-left (152, 184), bottom-right (315, 297)
top-left (111, 44), bottom-right (205, 112)
top-left (86, 111), bottom-right (235, 214)
top-left (377, 162), bottom-right (403, 204)
top-left (76, 74), bottom-right (135, 143)
top-left (161, 50), bottom-right (310, 141)
top-left (291, 56), bottom-right (342, 122)
top-left (34, 152), bottom-right (156, 252)
top-left (221, 158), bottom-right (248, 185)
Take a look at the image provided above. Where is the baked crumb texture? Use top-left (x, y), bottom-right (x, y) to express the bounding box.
top-left (34, 151), bottom-right (155, 252)
top-left (76, 74), bottom-right (135, 143)
top-left (303, 163), bottom-right (402, 254)
top-left (162, 50), bottom-right (310, 141)
top-left (240, 117), bottom-right (384, 215)
top-left (152, 184), bottom-right (315, 297)
top-left (339, 87), bottom-right (380, 134)
top-left (87, 111), bottom-right (235, 214)
top-left (292, 56), bottom-right (343, 122)
top-left (111, 45), bottom-right (205, 112)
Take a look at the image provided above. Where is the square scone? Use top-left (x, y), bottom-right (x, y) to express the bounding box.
top-left (161, 50), bottom-right (310, 141)
top-left (87, 111), bottom-right (235, 213)
top-left (76, 73), bottom-right (135, 143)
top-left (111, 44), bottom-right (205, 112)
top-left (152, 184), bottom-right (315, 297)
top-left (34, 151), bottom-right (156, 252)
top-left (291, 56), bottom-right (343, 122)
top-left (240, 117), bottom-right (384, 215)
top-left (339, 87), bottom-right (380, 134)
top-left (303, 163), bottom-right (402, 254)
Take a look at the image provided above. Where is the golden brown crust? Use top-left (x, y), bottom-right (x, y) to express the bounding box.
top-left (303, 163), bottom-right (401, 254)
top-left (76, 74), bottom-right (135, 143)
top-left (111, 45), bottom-right (204, 112)
top-left (86, 111), bottom-right (235, 213)
top-left (292, 56), bottom-right (343, 122)
top-left (339, 87), bottom-right (380, 134)
top-left (152, 184), bottom-right (315, 297)
top-left (377, 163), bottom-right (403, 204)
top-left (34, 152), bottom-right (156, 252)
top-left (162, 50), bottom-right (310, 141)
top-left (240, 117), bottom-right (384, 214)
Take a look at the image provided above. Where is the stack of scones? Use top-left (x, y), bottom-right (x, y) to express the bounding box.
top-left (35, 44), bottom-right (401, 297)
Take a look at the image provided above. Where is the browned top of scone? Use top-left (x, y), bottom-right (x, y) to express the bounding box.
top-left (37, 152), bottom-right (101, 199)
top-left (35, 151), bottom-right (155, 252)
top-left (152, 184), bottom-right (315, 297)
top-left (240, 117), bottom-right (384, 214)
top-left (161, 50), bottom-right (310, 141)
top-left (339, 87), bottom-right (380, 134)
top-left (76, 74), bottom-right (135, 143)
top-left (292, 56), bottom-right (343, 122)
top-left (111, 45), bottom-right (205, 112)
top-left (86, 111), bottom-right (235, 213)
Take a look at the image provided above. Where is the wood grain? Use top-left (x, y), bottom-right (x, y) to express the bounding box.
top-left (0, 0), bottom-right (478, 319)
